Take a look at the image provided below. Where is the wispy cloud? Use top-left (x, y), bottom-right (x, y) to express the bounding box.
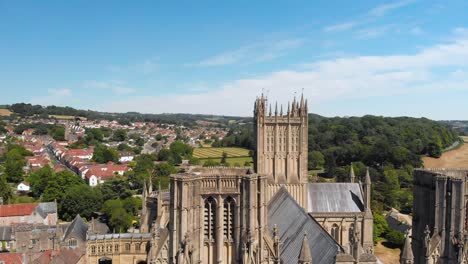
top-left (195, 39), bottom-right (303, 66)
top-left (83, 80), bottom-right (136, 95)
top-left (99, 32), bottom-right (468, 118)
top-left (368, 0), bottom-right (414, 17)
top-left (108, 59), bottom-right (159, 74)
top-left (356, 25), bottom-right (394, 39)
top-left (30, 88), bottom-right (72, 106)
top-left (323, 21), bottom-right (359, 32)
top-left (323, 0), bottom-right (415, 33)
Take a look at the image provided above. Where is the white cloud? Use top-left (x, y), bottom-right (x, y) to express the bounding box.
top-left (84, 80), bottom-right (136, 95)
top-left (323, 22), bottom-right (358, 32)
top-left (368, 0), bottom-right (414, 17)
top-left (109, 59), bottom-right (159, 74)
top-left (195, 39), bottom-right (303, 66)
top-left (30, 88), bottom-right (72, 106)
top-left (98, 34), bottom-right (468, 117)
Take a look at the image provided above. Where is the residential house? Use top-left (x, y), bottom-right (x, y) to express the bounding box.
top-left (0, 202), bottom-right (57, 226)
top-left (84, 163), bottom-right (130, 187)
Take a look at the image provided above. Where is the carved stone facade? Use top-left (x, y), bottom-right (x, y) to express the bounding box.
top-left (413, 169), bottom-right (468, 264)
top-left (86, 233), bottom-right (150, 264)
top-left (254, 94), bottom-right (309, 209)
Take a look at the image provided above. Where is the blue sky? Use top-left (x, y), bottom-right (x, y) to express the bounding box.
top-left (1, 0), bottom-right (467, 119)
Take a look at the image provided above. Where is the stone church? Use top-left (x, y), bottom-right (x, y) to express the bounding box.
top-left (412, 168), bottom-right (468, 264)
top-left (115, 94), bottom-right (377, 264)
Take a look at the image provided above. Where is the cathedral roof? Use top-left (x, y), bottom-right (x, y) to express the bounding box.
top-left (268, 187), bottom-right (341, 264)
top-left (307, 183), bottom-right (364, 213)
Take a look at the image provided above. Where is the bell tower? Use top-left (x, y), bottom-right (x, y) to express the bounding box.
top-left (254, 93), bottom-right (308, 208)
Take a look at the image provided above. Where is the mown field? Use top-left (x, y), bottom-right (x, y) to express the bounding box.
top-left (193, 147), bottom-right (250, 159)
top-left (194, 147), bottom-right (253, 166)
top-left (0, 109), bottom-right (12, 116)
top-left (49, 114), bottom-right (87, 120)
top-left (423, 137), bottom-right (468, 168)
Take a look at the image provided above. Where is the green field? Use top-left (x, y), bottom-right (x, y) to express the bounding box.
top-left (193, 147), bottom-right (250, 159)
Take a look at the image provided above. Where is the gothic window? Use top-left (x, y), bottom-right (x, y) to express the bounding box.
top-left (135, 243), bottom-right (141, 251)
top-left (125, 243), bottom-right (131, 252)
top-left (331, 224), bottom-right (340, 242)
top-left (91, 246), bottom-right (96, 254)
top-left (115, 244), bottom-right (119, 252)
top-left (223, 197), bottom-right (235, 241)
top-left (107, 244), bottom-right (112, 252)
top-left (68, 239), bottom-right (77, 248)
top-left (348, 223), bottom-right (355, 242)
top-left (204, 197), bottom-right (216, 241)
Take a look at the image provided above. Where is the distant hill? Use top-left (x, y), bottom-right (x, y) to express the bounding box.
top-left (2, 103), bottom-right (251, 127)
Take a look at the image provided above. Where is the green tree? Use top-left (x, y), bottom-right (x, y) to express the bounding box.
top-left (92, 145), bottom-right (118, 163)
top-left (109, 207), bottom-right (132, 233)
top-left (0, 175), bottom-right (12, 202)
top-left (155, 134), bottom-right (163, 141)
top-left (28, 165), bottom-right (54, 197)
top-left (308, 151), bottom-right (325, 170)
top-left (123, 197), bottom-right (142, 216)
top-left (385, 229), bottom-right (405, 247)
top-left (4, 149), bottom-right (26, 183)
top-left (60, 185), bottom-right (103, 221)
top-left (98, 177), bottom-right (132, 201)
top-left (112, 129), bottom-right (127, 142)
top-left (373, 213), bottom-right (389, 241)
top-left (220, 152), bottom-right (228, 165)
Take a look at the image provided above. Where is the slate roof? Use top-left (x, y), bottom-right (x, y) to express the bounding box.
top-left (36, 202), bottom-right (57, 218)
top-left (268, 187), bottom-right (341, 264)
top-left (63, 215), bottom-right (88, 242)
top-left (307, 183), bottom-right (364, 213)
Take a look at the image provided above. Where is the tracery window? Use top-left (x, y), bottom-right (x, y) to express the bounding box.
top-left (331, 224), bottom-right (340, 242)
top-left (204, 197), bottom-right (216, 241)
top-left (223, 197), bottom-right (235, 241)
top-left (348, 223), bottom-right (355, 242)
top-left (125, 243), bottom-right (131, 252)
top-left (91, 246), bottom-right (96, 254)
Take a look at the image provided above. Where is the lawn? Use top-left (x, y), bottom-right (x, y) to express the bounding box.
top-left (193, 147), bottom-right (250, 159)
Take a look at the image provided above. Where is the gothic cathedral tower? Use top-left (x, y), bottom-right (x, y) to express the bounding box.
top-left (254, 93), bottom-right (309, 209)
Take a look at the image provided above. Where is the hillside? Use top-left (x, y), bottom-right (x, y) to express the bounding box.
top-left (2, 103), bottom-right (251, 127)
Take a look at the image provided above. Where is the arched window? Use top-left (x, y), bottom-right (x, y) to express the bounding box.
top-left (68, 239), bottom-right (77, 247)
top-left (348, 223), bottom-right (355, 242)
top-left (91, 246), bottom-right (96, 254)
top-left (331, 224), bottom-right (340, 242)
top-left (204, 197), bottom-right (216, 241)
top-left (224, 197), bottom-right (235, 241)
top-left (125, 243), bottom-right (131, 252)
top-left (135, 243), bottom-right (141, 251)
top-left (115, 244), bottom-right (119, 252)
top-left (106, 244), bottom-right (112, 252)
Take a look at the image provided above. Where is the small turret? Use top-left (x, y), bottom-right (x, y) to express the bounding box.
top-left (364, 167), bottom-right (371, 211)
top-left (350, 164), bottom-right (356, 183)
top-left (298, 233), bottom-right (313, 264)
top-left (401, 230), bottom-right (414, 264)
top-left (275, 102), bottom-right (278, 117)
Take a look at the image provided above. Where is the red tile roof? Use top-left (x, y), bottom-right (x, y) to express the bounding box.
top-left (0, 252), bottom-right (24, 264)
top-left (0, 203), bottom-right (38, 217)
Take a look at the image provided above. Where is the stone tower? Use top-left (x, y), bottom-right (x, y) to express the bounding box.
top-left (254, 93), bottom-right (309, 208)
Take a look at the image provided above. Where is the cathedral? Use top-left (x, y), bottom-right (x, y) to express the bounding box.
top-left (412, 168), bottom-right (468, 263)
top-left (88, 94), bottom-right (377, 263)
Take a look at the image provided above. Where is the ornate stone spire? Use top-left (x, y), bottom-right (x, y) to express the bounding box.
top-left (401, 230), bottom-right (414, 264)
top-left (280, 104), bottom-right (283, 116)
top-left (299, 233), bottom-right (312, 264)
top-left (148, 175), bottom-right (153, 194)
top-left (365, 167), bottom-right (371, 211)
top-left (350, 164), bottom-right (355, 183)
top-left (275, 102), bottom-right (278, 117)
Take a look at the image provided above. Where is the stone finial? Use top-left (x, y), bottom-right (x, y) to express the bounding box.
top-left (365, 167), bottom-right (371, 185)
top-left (350, 164), bottom-right (355, 183)
top-left (401, 230), bottom-right (414, 263)
top-left (299, 233), bottom-right (313, 264)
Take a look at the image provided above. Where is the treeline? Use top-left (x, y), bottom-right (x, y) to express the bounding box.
top-left (6, 103), bottom-right (249, 127)
top-left (14, 122), bottom-right (65, 141)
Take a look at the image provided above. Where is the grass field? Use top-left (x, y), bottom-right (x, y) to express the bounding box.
top-left (193, 147), bottom-right (250, 159)
top-left (374, 240), bottom-right (400, 264)
top-left (423, 137), bottom-right (468, 168)
top-left (0, 109), bottom-right (12, 116)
